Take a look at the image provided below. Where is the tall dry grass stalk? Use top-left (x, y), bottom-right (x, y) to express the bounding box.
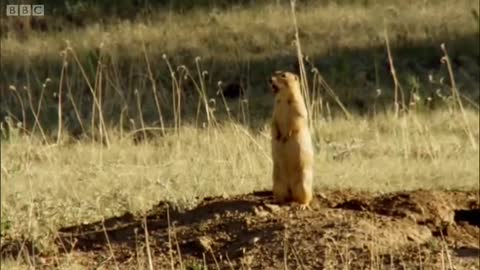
top-left (102, 219), bottom-right (120, 270)
top-left (142, 38), bottom-right (166, 136)
top-left (289, 0), bottom-right (352, 127)
top-left (67, 43), bottom-right (110, 146)
top-left (440, 43), bottom-right (478, 151)
top-left (289, 0), bottom-right (312, 128)
top-left (384, 23), bottom-right (406, 118)
top-left (143, 216), bottom-right (154, 270)
top-left (25, 84), bottom-right (47, 142)
top-left (56, 50), bottom-right (68, 144)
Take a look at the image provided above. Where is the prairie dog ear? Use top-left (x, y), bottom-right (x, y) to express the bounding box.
top-left (294, 74), bottom-right (299, 81)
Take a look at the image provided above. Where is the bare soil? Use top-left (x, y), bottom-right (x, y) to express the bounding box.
top-left (2, 189), bottom-right (479, 269)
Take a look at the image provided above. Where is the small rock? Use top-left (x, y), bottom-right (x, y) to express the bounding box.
top-left (196, 236), bottom-right (214, 252)
top-left (254, 207), bottom-right (269, 217)
top-left (317, 192), bottom-right (327, 200)
top-left (248, 236), bottom-right (260, 245)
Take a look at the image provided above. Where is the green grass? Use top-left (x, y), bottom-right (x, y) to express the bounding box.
top-left (1, 0), bottom-right (479, 268)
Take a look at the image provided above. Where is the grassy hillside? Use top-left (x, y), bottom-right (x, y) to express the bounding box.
top-left (1, 0), bottom-right (479, 269)
top-left (1, 0), bottom-right (479, 137)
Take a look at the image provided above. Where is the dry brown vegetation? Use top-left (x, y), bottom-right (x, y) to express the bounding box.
top-left (1, 0), bottom-right (479, 269)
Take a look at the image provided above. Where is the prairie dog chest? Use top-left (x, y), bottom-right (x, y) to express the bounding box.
top-left (273, 97), bottom-right (292, 131)
top-left (273, 96), bottom-right (298, 131)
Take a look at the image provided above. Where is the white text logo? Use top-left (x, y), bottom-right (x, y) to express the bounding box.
top-left (6, 4), bottom-right (44, 16)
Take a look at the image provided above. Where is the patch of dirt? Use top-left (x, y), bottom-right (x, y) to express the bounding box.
top-left (1, 189), bottom-right (479, 269)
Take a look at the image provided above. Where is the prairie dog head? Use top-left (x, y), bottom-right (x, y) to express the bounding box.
top-left (268, 71), bottom-right (300, 95)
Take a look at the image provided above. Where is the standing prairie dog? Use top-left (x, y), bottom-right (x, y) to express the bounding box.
top-left (269, 71), bottom-right (314, 209)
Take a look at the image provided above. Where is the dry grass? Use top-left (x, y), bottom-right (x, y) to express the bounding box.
top-left (2, 110), bottom-right (478, 259)
top-left (1, 1), bottom-right (478, 122)
top-left (1, 0), bottom-right (479, 269)
top-left (2, 1), bottom-right (477, 60)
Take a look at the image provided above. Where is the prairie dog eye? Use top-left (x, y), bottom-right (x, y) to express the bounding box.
top-left (281, 73), bottom-right (286, 78)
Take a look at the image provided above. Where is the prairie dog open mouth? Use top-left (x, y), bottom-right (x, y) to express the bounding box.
top-left (269, 77), bottom-right (279, 94)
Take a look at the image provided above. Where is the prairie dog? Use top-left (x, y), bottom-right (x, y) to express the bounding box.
top-left (269, 71), bottom-right (314, 209)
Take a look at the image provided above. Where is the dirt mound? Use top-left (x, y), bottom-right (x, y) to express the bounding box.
top-left (2, 189), bottom-right (479, 269)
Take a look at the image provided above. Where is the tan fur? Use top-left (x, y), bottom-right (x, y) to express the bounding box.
top-left (269, 71), bottom-right (314, 209)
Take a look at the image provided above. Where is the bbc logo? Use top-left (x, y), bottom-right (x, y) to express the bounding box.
top-left (6, 4), bottom-right (44, 16)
